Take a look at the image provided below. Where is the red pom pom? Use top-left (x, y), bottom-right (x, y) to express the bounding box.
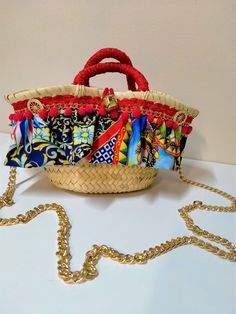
top-left (181, 126), bottom-right (188, 135)
top-left (166, 120), bottom-right (173, 128)
top-left (172, 122), bottom-right (179, 130)
top-left (109, 88), bottom-right (114, 95)
top-left (49, 107), bottom-right (58, 117)
top-left (14, 112), bottom-right (24, 122)
top-left (64, 107), bottom-right (72, 116)
top-left (38, 109), bottom-right (47, 120)
top-left (24, 110), bottom-right (33, 120)
top-left (9, 113), bottom-right (15, 120)
top-left (85, 105), bottom-right (94, 114)
top-left (157, 117), bottom-right (163, 125)
top-left (187, 126), bottom-right (193, 135)
top-left (147, 114), bottom-right (154, 123)
top-left (121, 111), bottom-right (130, 122)
top-left (110, 110), bottom-right (119, 119)
top-left (78, 107), bottom-right (86, 116)
top-left (98, 107), bottom-right (107, 116)
top-left (132, 109), bottom-right (141, 119)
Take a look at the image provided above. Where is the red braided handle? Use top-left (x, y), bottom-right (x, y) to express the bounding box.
top-left (83, 48), bottom-right (136, 90)
top-left (73, 62), bottom-right (149, 91)
top-left (84, 48), bottom-right (133, 68)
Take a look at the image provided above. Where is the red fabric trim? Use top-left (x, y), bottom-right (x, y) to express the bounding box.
top-left (11, 95), bottom-right (194, 122)
top-left (85, 117), bottom-right (124, 160)
top-left (12, 96), bottom-right (102, 111)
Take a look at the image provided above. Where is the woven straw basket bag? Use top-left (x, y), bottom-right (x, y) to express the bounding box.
top-left (1, 48), bottom-right (235, 284)
top-left (4, 48), bottom-right (198, 193)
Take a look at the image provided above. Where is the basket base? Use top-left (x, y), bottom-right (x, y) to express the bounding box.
top-left (44, 160), bottom-right (158, 194)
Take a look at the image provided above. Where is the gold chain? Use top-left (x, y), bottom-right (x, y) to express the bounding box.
top-left (0, 167), bottom-right (235, 284)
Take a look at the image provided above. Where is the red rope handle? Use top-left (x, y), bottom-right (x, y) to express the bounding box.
top-left (84, 48), bottom-right (133, 68)
top-left (73, 62), bottom-right (149, 92)
top-left (83, 48), bottom-right (136, 90)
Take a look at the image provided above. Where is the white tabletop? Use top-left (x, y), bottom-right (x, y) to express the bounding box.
top-left (0, 132), bottom-right (235, 314)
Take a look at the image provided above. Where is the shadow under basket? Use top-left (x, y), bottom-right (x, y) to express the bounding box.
top-left (44, 160), bottom-right (158, 194)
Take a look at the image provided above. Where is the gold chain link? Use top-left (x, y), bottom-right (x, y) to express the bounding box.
top-left (0, 167), bottom-right (235, 284)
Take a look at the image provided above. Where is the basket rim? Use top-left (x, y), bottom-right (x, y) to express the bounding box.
top-left (4, 84), bottom-right (199, 118)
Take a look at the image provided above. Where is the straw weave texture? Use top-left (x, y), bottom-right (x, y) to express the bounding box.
top-left (44, 160), bottom-right (158, 194)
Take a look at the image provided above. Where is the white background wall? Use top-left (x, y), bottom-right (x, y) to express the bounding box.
top-left (0, 0), bottom-right (235, 164)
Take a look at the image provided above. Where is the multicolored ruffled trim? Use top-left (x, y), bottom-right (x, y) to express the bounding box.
top-left (5, 94), bottom-right (191, 170)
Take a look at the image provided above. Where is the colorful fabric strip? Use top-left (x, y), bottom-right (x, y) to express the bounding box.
top-left (5, 110), bottom-right (188, 170)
